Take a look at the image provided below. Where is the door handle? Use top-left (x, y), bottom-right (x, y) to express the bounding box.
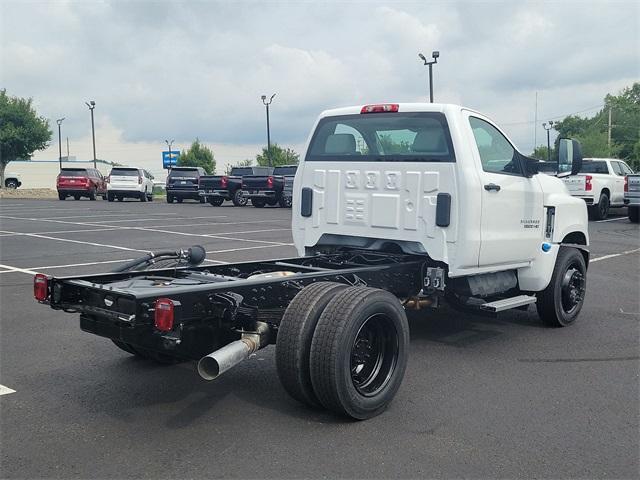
top-left (484, 183), bottom-right (501, 192)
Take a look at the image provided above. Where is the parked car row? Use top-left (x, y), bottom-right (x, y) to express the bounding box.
top-left (165, 165), bottom-right (298, 208)
top-left (56, 167), bottom-right (155, 201)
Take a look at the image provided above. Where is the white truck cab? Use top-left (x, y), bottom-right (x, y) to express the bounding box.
top-left (294, 103), bottom-right (589, 326)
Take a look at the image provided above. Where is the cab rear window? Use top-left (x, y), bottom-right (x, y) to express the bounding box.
top-left (306, 112), bottom-right (455, 162)
top-left (579, 161), bottom-right (608, 174)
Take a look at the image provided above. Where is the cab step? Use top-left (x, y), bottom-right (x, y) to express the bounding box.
top-left (480, 295), bottom-right (537, 313)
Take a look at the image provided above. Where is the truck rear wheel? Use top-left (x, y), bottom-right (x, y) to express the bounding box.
top-left (58, 193), bottom-right (66, 200)
top-left (232, 189), bottom-right (247, 207)
top-left (309, 286), bottom-right (409, 420)
top-left (276, 282), bottom-right (347, 408)
top-left (590, 193), bottom-right (609, 220)
top-left (536, 247), bottom-right (586, 327)
top-left (629, 206), bottom-right (639, 223)
top-left (251, 198), bottom-right (266, 208)
top-left (209, 198), bottom-right (224, 206)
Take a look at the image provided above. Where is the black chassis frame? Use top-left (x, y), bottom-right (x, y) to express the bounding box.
top-left (44, 250), bottom-right (430, 361)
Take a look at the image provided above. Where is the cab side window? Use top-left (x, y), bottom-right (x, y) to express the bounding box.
top-left (469, 117), bottom-right (520, 175)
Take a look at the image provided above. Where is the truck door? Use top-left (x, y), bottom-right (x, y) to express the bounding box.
top-left (466, 115), bottom-right (544, 267)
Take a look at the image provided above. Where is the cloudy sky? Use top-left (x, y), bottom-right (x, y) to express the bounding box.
top-left (2, 0), bottom-right (638, 176)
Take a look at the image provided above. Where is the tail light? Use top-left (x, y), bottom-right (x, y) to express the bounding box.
top-left (585, 175), bottom-right (593, 191)
top-left (267, 176), bottom-right (274, 188)
top-left (34, 274), bottom-right (49, 301)
top-left (361, 104), bottom-right (399, 114)
top-left (221, 176), bottom-right (228, 188)
top-left (138, 175), bottom-right (143, 184)
top-left (624, 176), bottom-right (628, 192)
top-left (154, 298), bottom-right (175, 331)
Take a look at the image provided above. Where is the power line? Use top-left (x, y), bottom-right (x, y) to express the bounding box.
top-left (501, 104), bottom-right (605, 127)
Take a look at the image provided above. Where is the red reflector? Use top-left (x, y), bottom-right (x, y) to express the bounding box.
top-left (267, 176), bottom-right (274, 188)
top-left (221, 176), bottom-right (228, 188)
top-left (154, 298), bottom-right (175, 331)
top-left (624, 176), bottom-right (628, 192)
top-left (361, 104), bottom-right (399, 114)
top-left (585, 175), bottom-right (592, 192)
top-left (34, 274), bottom-right (49, 301)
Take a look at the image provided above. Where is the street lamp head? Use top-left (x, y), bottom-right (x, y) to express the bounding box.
top-left (261, 95), bottom-right (267, 101)
top-left (270, 93), bottom-right (276, 102)
top-left (432, 51), bottom-right (440, 59)
top-left (542, 122), bottom-right (547, 128)
top-left (418, 52), bottom-right (426, 62)
top-left (56, 117), bottom-right (65, 125)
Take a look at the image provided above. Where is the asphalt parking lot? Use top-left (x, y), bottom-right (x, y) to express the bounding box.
top-left (1, 199), bottom-right (638, 479)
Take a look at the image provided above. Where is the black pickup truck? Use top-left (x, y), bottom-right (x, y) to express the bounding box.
top-left (242, 165), bottom-right (297, 208)
top-left (198, 166), bottom-right (272, 206)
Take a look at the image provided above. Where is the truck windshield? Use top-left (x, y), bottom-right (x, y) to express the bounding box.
top-left (579, 161), bottom-right (608, 174)
top-left (306, 112), bottom-right (455, 162)
top-left (273, 167), bottom-right (297, 175)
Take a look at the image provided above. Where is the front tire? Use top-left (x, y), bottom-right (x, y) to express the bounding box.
top-left (536, 247), bottom-right (587, 327)
top-left (310, 286), bottom-right (410, 420)
top-left (276, 282), bottom-right (348, 408)
top-left (629, 206), bottom-right (639, 223)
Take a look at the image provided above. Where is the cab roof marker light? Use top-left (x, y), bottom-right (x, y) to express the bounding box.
top-left (360, 104), bottom-right (399, 114)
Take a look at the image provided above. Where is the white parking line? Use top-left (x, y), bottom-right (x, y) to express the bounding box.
top-left (45, 212), bottom-right (181, 220)
top-left (591, 248), bottom-right (640, 262)
top-left (595, 217), bottom-right (627, 223)
top-left (0, 230), bottom-right (150, 254)
top-left (131, 226), bottom-right (293, 246)
top-left (0, 263), bottom-right (39, 275)
top-left (0, 227), bottom-right (122, 237)
top-left (0, 385), bottom-right (16, 396)
top-left (207, 244), bottom-right (295, 254)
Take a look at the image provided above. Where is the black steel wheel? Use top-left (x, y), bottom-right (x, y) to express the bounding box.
top-left (276, 282), bottom-right (347, 408)
top-left (232, 189), bottom-right (247, 206)
top-left (310, 286), bottom-right (409, 420)
top-left (536, 247), bottom-right (587, 327)
top-left (209, 197), bottom-right (224, 206)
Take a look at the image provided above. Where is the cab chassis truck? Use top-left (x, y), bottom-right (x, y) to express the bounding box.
top-left (35, 103), bottom-right (589, 420)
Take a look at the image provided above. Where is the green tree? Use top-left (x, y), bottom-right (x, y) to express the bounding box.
top-left (178, 138), bottom-right (216, 174)
top-left (531, 145), bottom-right (555, 161)
top-left (256, 144), bottom-right (299, 167)
top-left (554, 83), bottom-right (639, 163)
top-left (0, 89), bottom-right (52, 187)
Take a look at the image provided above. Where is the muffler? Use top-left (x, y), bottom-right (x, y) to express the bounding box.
top-left (197, 322), bottom-right (270, 381)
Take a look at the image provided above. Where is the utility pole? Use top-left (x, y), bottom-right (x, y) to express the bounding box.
top-left (85, 101), bottom-right (97, 168)
top-left (534, 92), bottom-right (538, 150)
top-left (66, 137), bottom-right (70, 159)
top-left (543, 121), bottom-right (555, 162)
top-left (56, 118), bottom-right (65, 171)
top-left (261, 94), bottom-right (276, 167)
top-left (418, 51), bottom-right (439, 103)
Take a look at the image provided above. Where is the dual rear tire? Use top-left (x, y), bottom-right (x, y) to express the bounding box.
top-left (276, 282), bottom-right (409, 420)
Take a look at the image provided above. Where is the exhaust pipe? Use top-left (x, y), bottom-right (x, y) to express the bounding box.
top-left (197, 322), bottom-right (270, 381)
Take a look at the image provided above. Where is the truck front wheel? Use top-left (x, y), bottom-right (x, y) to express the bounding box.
top-left (276, 282), bottom-right (347, 408)
top-left (309, 286), bottom-right (409, 420)
top-left (536, 247), bottom-right (587, 327)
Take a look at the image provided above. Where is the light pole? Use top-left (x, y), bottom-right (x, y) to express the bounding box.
top-left (542, 121), bottom-right (555, 162)
top-left (56, 117), bottom-right (65, 171)
top-left (85, 101), bottom-right (97, 168)
top-left (165, 139), bottom-right (174, 171)
top-left (261, 93), bottom-right (276, 167)
top-left (418, 51), bottom-right (439, 103)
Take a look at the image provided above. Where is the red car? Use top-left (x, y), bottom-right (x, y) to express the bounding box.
top-left (57, 167), bottom-right (108, 200)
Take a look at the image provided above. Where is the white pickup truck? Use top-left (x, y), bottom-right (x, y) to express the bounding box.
top-left (38, 102), bottom-right (591, 420)
top-left (562, 158), bottom-right (634, 219)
